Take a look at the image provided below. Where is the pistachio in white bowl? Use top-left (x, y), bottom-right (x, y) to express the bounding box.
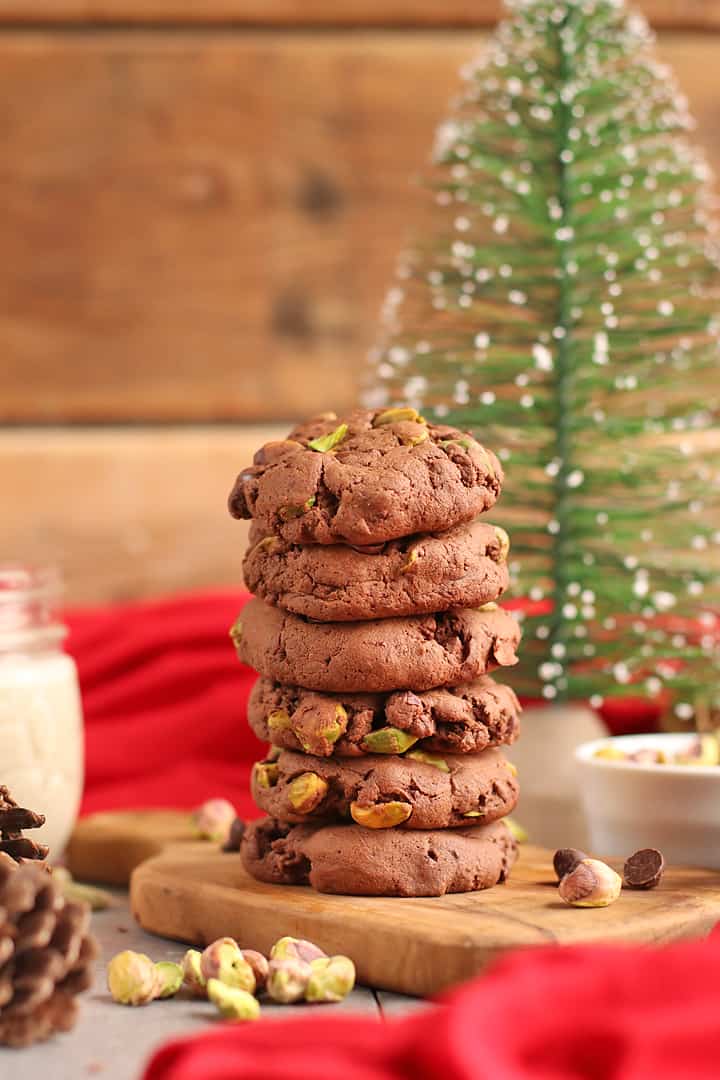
top-left (575, 733), bottom-right (720, 869)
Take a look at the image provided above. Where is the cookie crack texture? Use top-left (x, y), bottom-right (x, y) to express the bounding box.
top-left (241, 819), bottom-right (518, 896)
top-left (235, 599), bottom-right (521, 693)
top-left (251, 749), bottom-right (517, 830)
top-left (228, 409), bottom-right (502, 547)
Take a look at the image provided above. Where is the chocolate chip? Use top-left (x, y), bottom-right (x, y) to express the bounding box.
top-left (623, 848), bottom-right (665, 889)
top-left (222, 818), bottom-right (246, 853)
top-left (553, 847), bottom-right (588, 880)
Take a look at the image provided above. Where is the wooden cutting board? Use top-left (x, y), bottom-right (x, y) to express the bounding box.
top-left (130, 840), bottom-right (720, 997)
top-left (66, 810), bottom-right (198, 886)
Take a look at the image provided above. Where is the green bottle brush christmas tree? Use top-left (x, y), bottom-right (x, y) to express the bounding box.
top-left (366, 0), bottom-right (720, 718)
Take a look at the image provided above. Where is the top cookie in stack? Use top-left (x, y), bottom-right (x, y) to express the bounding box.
top-left (229, 408), bottom-right (522, 898)
top-left (229, 408), bottom-right (502, 550)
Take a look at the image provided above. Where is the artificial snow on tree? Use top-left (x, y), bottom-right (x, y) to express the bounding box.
top-left (365, 0), bottom-right (720, 719)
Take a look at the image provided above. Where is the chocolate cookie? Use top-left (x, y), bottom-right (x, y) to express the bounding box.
top-left (248, 676), bottom-right (521, 757)
top-left (250, 747), bottom-right (519, 829)
top-left (232, 598), bottom-right (520, 693)
top-left (228, 408), bottom-right (502, 547)
top-left (243, 520), bottom-right (509, 622)
top-left (241, 817), bottom-right (517, 896)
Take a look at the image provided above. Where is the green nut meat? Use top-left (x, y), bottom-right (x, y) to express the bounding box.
top-left (308, 424), bottom-right (349, 453)
top-left (493, 525), bottom-right (511, 561)
top-left (267, 708), bottom-right (292, 735)
top-left (278, 496), bottom-right (316, 521)
top-left (207, 979), bottom-right (260, 1021)
top-left (287, 772), bottom-right (329, 814)
top-left (253, 535), bottom-right (281, 553)
top-left (406, 750), bottom-right (450, 773)
top-left (361, 727), bottom-right (419, 755)
top-left (372, 407), bottom-right (427, 426)
top-left (297, 703), bottom-right (348, 756)
top-left (254, 761), bottom-right (280, 789)
top-left (182, 949), bottom-right (207, 997)
top-left (399, 428), bottom-right (429, 448)
top-left (155, 961), bottom-right (184, 999)
top-left (400, 547), bottom-right (420, 573)
top-left (505, 817), bottom-right (528, 843)
top-left (200, 937), bottom-right (256, 994)
top-left (439, 437), bottom-right (473, 451)
top-left (266, 957), bottom-right (312, 1003)
top-left (305, 956), bottom-right (356, 1003)
top-left (350, 801), bottom-right (412, 829)
top-left (107, 951), bottom-right (160, 1006)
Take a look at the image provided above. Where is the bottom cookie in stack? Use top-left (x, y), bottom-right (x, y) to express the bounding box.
top-left (242, 817), bottom-right (517, 898)
top-left (240, 673), bottom-right (522, 897)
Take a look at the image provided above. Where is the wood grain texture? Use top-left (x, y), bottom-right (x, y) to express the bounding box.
top-left (2, 1), bottom-right (719, 30)
top-left (0, 32), bottom-right (462, 423)
top-left (131, 840), bottom-right (720, 997)
top-left (0, 425), bottom-right (284, 602)
top-left (67, 809), bottom-right (198, 885)
top-left (2, 33), bottom-right (720, 422)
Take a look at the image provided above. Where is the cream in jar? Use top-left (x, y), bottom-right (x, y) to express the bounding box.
top-left (0, 567), bottom-right (84, 855)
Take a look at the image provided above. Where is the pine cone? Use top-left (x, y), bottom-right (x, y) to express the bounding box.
top-left (0, 858), bottom-right (98, 1047)
top-left (0, 786), bottom-right (49, 863)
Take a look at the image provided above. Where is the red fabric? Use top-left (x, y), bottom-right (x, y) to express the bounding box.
top-left (65, 589), bottom-right (661, 816)
top-left (64, 591), bottom-right (704, 1078)
top-left (143, 933), bottom-right (720, 1080)
top-left (65, 590), bottom-right (264, 818)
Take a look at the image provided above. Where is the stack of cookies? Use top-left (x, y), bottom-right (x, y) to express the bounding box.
top-left (228, 408), bottom-right (522, 897)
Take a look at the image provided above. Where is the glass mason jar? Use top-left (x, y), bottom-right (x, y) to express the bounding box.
top-left (0, 566), bottom-right (84, 856)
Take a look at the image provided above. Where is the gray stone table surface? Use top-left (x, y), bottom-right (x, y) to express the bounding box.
top-left (0, 890), bottom-right (425, 1080)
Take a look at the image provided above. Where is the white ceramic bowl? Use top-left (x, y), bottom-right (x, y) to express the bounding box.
top-left (575, 733), bottom-right (720, 869)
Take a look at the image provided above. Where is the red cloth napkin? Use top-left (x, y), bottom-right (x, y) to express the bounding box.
top-left (143, 933), bottom-right (720, 1080)
top-left (65, 590), bottom-right (660, 816)
top-left (64, 590), bottom-right (699, 1079)
top-left (65, 590), bottom-right (263, 818)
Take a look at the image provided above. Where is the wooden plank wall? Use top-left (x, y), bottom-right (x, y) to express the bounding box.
top-left (2, 3), bottom-right (719, 601)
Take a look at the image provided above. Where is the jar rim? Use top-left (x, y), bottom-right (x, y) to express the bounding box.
top-left (0, 565), bottom-right (62, 604)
